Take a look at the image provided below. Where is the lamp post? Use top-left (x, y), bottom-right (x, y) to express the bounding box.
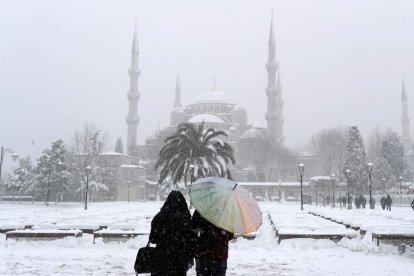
top-left (0, 147), bottom-right (18, 184)
top-left (298, 163), bottom-right (304, 211)
top-left (366, 162), bottom-right (374, 209)
top-left (84, 166), bottom-right (92, 210)
top-left (188, 164), bottom-right (195, 209)
top-left (345, 169), bottom-right (351, 210)
top-left (398, 176), bottom-right (403, 204)
top-left (127, 180), bottom-right (131, 203)
top-left (331, 174), bottom-right (336, 208)
top-left (382, 178), bottom-right (386, 194)
top-left (56, 161), bottom-right (65, 204)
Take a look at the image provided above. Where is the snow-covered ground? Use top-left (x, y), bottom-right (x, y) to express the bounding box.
top-left (1, 201), bottom-right (414, 275)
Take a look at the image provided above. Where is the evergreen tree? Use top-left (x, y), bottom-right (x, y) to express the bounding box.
top-left (3, 157), bottom-right (35, 195)
top-left (115, 138), bottom-right (123, 154)
top-left (381, 132), bottom-right (405, 178)
top-left (343, 126), bottom-right (368, 194)
top-left (35, 139), bottom-right (72, 205)
top-left (372, 156), bottom-right (395, 193)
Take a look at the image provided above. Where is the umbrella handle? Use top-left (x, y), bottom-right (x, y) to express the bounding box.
top-left (233, 183), bottom-right (238, 190)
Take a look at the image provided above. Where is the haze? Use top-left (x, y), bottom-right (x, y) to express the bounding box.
top-left (1, 0), bottom-right (414, 170)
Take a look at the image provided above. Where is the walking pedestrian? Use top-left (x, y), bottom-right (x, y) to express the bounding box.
top-left (149, 191), bottom-right (197, 275)
top-left (385, 194), bottom-right (392, 211)
top-left (192, 210), bottom-right (234, 276)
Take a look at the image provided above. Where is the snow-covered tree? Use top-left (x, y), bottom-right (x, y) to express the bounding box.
top-left (70, 122), bottom-right (110, 202)
top-left (372, 156), bottom-right (395, 193)
top-left (35, 139), bottom-right (72, 205)
top-left (3, 157), bottom-right (35, 195)
top-left (343, 126), bottom-right (368, 194)
top-left (115, 138), bottom-right (123, 154)
top-left (381, 132), bottom-right (406, 179)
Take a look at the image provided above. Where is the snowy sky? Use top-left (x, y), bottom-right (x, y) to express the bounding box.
top-left (1, 0), bottom-right (414, 170)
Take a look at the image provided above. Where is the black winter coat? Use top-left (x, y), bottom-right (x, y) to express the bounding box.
top-left (192, 210), bottom-right (234, 261)
top-left (149, 191), bottom-right (197, 274)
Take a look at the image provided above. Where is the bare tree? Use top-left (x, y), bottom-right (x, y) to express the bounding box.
top-left (310, 127), bottom-right (348, 176)
top-left (69, 122), bottom-right (110, 202)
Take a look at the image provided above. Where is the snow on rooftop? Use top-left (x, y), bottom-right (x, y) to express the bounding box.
top-left (309, 176), bottom-right (334, 181)
top-left (120, 164), bottom-right (146, 169)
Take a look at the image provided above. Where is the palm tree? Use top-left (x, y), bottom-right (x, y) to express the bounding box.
top-left (155, 122), bottom-right (235, 185)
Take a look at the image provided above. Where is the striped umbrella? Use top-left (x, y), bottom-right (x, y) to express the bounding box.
top-left (189, 177), bottom-right (262, 234)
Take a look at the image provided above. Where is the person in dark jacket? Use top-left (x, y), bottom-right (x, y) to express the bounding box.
top-left (380, 196), bottom-right (386, 210)
top-left (385, 194), bottom-right (392, 211)
top-left (149, 191), bottom-right (196, 275)
top-left (192, 210), bottom-right (234, 276)
top-left (361, 195), bottom-right (367, 209)
top-left (355, 196), bottom-right (361, 209)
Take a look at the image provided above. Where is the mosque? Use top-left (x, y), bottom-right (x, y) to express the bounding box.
top-left (125, 14), bottom-right (284, 165)
top-left (116, 13), bottom-right (413, 201)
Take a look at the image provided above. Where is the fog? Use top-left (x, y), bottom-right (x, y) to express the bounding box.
top-left (1, 0), bottom-right (414, 170)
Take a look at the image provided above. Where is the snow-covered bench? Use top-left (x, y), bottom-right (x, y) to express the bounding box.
top-left (56, 223), bottom-right (100, 234)
top-left (93, 229), bottom-right (149, 243)
top-left (6, 229), bottom-right (82, 240)
top-left (268, 211), bottom-right (357, 243)
top-left (372, 233), bottom-right (414, 247)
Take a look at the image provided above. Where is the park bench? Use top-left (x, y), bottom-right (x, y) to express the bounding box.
top-left (372, 233), bottom-right (414, 247)
top-left (277, 233), bottom-right (349, 243)
top-left (93, 229), bottom-right (149, 243)
top-left (56, 223), bottom-right (100, 234)
top-left (6, 229), bottom-right (82, 240)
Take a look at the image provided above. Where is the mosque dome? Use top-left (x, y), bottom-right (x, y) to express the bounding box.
top-left (188, 114), bottom-right (225, 124)
top-left (240, 128), bottom-right (265, 140)
top-left (191, 88), bottom-right (234, 105)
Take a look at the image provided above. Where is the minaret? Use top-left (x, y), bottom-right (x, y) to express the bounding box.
top-left (126, 22), bottom-right (141, 156)
top-left (174, 71), bottom-right (182, 108)
top-left (170, 70), bottom-right (184, 127)
top-left (265, 11), bottom-right (284, 144)
top-left (401, 78), bottom-right (411, 153)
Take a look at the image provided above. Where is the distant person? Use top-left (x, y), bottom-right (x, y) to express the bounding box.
top-left (355, 196), bottom-right (361, 209)
top-left (385, 194), bottom-right (392, 211)
top-left (342, 196), bottom-right (347, 207)
top-left (380, 196), bottom-right (386, 210)
top-left (192, 210), bottom-right (234, 276)
top-left (361, 195), bottom-right (367, 209)
top-left (339, 196), bottom-right (343, 208)
top-left (348, 195), bottom-right (353, 209)
top-left (149, 191), bottom-right (197, 275)
top-left (370, 197), bottom-right (376, 209)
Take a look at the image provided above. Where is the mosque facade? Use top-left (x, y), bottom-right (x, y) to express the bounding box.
top-left (126, 14), bottom-right (284, 167)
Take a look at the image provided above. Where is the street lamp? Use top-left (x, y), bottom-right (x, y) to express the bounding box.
top-left (127, 180), bottom-right (131, 203)
top-left (188, 164), bottom-right (195, 209)
top-left (0, 147), bottom-right (19, 184)
top-left (298, 163), bottom-right (305, 211)
top-left (398, 176), bottom-right (403, 204)
top-left (345, 169), bottom-right (351, 210)
top-left (84, 166), bottom-right (92, 210)
top-left (366, 162), bottom-right (374, 209)
top-left (382, 178), bottom-right (386, 194)
top-left (331, 174), bottom-right (336, 208)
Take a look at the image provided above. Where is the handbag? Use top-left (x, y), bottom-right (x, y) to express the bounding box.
top-left (134, 241), bottom-right (156, 274)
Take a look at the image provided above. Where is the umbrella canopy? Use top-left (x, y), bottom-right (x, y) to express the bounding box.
top-left (189, 177), bottom-right (262, 234)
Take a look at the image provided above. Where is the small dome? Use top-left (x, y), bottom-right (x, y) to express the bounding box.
top-left (188, 114), bottom-right (224, 124)
top-left (233, 105), bottom-right (246, 112)
top-left (240, 128), bottom-right (265, 140)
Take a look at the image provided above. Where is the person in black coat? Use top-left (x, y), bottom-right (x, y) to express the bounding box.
top-left (149, 191), bottom-right (196, 275)
top-left (192, 210), bottom-right (234, 276)
top-left (385, 194), bottom-right (392, 211)
top-left (380, 196), bottom-right (386, 210)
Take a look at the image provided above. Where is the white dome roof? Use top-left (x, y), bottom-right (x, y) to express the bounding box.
top-left (240, 128), bottom-right (265, 140)
top-left (192, 89), bottom-right (234, 105)
top-left (188, 114), bottom-right (225, 123)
